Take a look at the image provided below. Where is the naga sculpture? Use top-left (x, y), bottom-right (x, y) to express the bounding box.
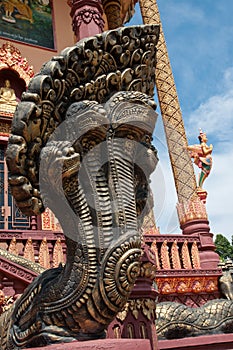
top-left (219, 260), bottom-right (233, 301)
top-left (156, 299), bottom-right (233, 339)
top-left (0, 25), bottom-right (159, 349)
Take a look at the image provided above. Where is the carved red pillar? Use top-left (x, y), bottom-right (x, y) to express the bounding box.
top-left (68, 0), bottom-right (105, 41)
top-left (107, 245), bottom-right (159, 350)
top-left (181, 219), bottom-right (220, 269)
top-left (177, 198), bottom-right (220, 269)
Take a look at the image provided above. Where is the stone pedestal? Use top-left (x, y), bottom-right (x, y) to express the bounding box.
top-left (181, 219), bottom-right (220, 269)
top-left (177, 196), bottom-right (220, 269)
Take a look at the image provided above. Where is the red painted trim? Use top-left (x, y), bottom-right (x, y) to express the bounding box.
top-left (0, 135), bottom-right (9, 142)
top-left (159, 333), bottom-right (233, 350)
top-left (0, 255), bottom-right (38, 285)
top-left (29, 339), bottom-right (152, 350)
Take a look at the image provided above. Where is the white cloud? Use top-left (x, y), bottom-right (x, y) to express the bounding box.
top-left (151, 117), bottom-right (180, 234)
top-left (159, 1), bottom-right (233, 119)
top-left (151, 156), bottom-right (180, 234)
top-left (160, 1), bottom-right (205, 28)
top-left (206, 151), bottom-right (233, 241)
top-left (187, 67), bottom-right (233, 145)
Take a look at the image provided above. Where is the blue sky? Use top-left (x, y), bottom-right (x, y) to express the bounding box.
top-left (129, 1), bottom-right (233, 240)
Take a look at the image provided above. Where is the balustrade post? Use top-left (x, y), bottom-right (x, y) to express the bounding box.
top-left (181, 219), bottom-right (220, 269)
top-left (30, 216), bottom-right (38, 230)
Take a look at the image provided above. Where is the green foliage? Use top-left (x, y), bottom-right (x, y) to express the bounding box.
top-left (214, 234), bottom-right (233, 260)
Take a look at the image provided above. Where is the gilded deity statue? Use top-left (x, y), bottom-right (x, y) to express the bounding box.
top-left (0, 79), bottom-right (17, 106)
top-left (186, 129), bottom-right (213, 190)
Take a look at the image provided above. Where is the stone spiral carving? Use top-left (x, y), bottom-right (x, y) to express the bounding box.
top-left (1, 25), bottom-right (159, 349)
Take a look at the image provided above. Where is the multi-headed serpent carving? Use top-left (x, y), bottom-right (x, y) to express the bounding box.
top-left (156, 299), bottom-right (233, 339)
top-left (0, 25), bottom-right (159, 349)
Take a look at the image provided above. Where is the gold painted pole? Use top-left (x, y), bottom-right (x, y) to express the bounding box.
top-left (138, 1), bottom-right (222, 271)
top-left (139, 0), bottom-right (198, 204)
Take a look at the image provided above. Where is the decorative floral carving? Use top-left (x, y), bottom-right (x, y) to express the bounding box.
top-left (151, 240), bottom-right (161, 270)
top-left (116, 298), bottom-right (156, 322)
top-left (0, 42), bottom-right (34, 85)
top-left (176, 281), bottom-right (190, 294)
top-left (38, 237), bottom-right (50, 269)
top-left (115, 302), bottom-right (129, 322)
top-left (0, 293), bottom-right (14, 316)
top-left (191, 241), bottom-right (201, 269)
top-left (161, 281), bottom-right (173, 294)
top-left (156, 276), bottom-right (219, 295)
top-left (181, 240), bottom-right (192, 269)
top-left (53, 238), bottom-right (64, 268)
top-left (140, 261), bottom-right (156, 280)
top-left (205, 279), bottom-right (217, 292)
top-left (177, 196), bottom-right (208, 225)
top-left (41, 207), bottom-right (54, 230)
top-left (69, 0), bottom-right (104, 38)
top-left (8, 237), bottom-right (18, 256)
top-left (171, 240), bottom-right (181, 270)
top-left (75, 8), bottom-right (105, 29)
top-left (161, 240), bottom-right (170, 269)
top-left (192, 280), bottom-right (203, 293)
top-left (23, 238), bottom-right (35, 263)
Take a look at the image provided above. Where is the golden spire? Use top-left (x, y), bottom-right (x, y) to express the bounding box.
top-left (139, 0), bottom-right (198, 204)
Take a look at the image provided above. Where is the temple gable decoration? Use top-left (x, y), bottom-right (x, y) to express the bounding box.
top-left (0, 42), bottom-right (34, 121)
top-left (0, 42), bottom-right (34, 86)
